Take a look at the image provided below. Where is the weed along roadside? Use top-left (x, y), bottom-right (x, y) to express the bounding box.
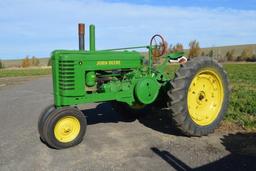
top-left (0, 68), bottom-right (51, 78)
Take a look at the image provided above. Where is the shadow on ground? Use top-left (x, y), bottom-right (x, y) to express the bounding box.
top-left (81, 102), bottom-right (181, 136)
top-left (82, 103), bottom-right (256, 170)
top-left (81, 103), bottom-right (126, 125)
top-left (151, 132), bottom-right (256, 171)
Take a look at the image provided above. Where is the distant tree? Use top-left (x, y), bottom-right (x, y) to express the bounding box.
top-left (152, 40), bottom-right (168, 63)
top-left (172, 43), bottom-right (184, 52)
top-left (226, 49), bottom-right (235, 61)
top-left (31, 56), bottom-right (40, 66)
top-left (47, 58), bottom-right (52, 66)
top-left (208, 49), bottom-right (214, 57)
top-left (240, 47), bottom-right (253, 61)
top-left (188, 40), bottom-right (201, 58)
top-left (226, 51), bottom-right (231, 60)
top-left (0, 59), bottom-right (4, 69)
top-left (163, 41), bottom-right (169, 54)
top-left (246, 54), bottom-right (256, 62)
top-left (236, 56), bottom-right (242, 61)
top-left (21, 56), bottom-right (31, 68)
top-left (240, 50), bottom-right (247, 59)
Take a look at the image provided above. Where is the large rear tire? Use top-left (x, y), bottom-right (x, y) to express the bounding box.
top-left (167, 57), bottom-right (229, 136)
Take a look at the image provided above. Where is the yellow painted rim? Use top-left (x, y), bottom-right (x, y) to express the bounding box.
top-left (187, 69), bottom-right (224, 126)
top-left (54, 116), bottom-right (80, 143)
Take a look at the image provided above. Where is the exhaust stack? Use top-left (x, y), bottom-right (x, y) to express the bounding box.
top-left (78, 23), bottom-right (85, 51)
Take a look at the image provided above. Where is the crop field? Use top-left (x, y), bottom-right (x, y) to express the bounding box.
top-left (224, 64), bottom-right (256, 130)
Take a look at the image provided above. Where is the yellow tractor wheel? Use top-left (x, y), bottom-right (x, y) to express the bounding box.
top-left (40, 106), bottom-right (87, 149)
top-left (167, 57), bottom-right (229, 136)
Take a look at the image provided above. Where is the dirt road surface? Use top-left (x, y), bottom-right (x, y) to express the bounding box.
top-left (0, 76), bottom-right (256, 171)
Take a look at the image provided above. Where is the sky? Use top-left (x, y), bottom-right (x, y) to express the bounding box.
top-left (0, 0), bottom-right (256, 59)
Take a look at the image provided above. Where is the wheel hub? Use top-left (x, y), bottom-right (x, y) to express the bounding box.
top-left (197, 91), bottom-right (206, 104)
top-left (54, 116), bottom-right (81, 143)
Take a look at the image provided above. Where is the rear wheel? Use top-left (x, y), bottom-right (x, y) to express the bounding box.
top-left (167, 57), bottom-right (229, 136)
top-left (40, 106), bottom-right (87, 149)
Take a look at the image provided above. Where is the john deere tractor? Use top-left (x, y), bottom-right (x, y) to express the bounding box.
top-left (38, 23), bottom-right (229, 149)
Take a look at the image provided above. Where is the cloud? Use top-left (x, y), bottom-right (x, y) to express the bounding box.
top-left (0, 0), bottom-right (256, 59)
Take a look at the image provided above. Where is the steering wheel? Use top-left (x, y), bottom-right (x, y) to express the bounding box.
top-left (150, 34), bottom-right (166, 58)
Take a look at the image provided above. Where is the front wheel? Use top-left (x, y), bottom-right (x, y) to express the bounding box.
top-left (167, 57), bottom-right (229, 136)
top-left (39, 106), bottom-right (87, 149)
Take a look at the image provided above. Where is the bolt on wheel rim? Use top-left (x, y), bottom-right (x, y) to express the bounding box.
top-left (54, 116), bottom-right (80, 143)
top-left (187, 69), bottom-right (224, 126)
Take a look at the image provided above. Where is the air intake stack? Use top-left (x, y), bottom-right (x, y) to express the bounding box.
top-left (89, 24), bottom-right (96, 52)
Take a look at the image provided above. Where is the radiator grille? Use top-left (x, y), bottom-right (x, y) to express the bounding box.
top-left (59, 60), bottom-right (75, 90)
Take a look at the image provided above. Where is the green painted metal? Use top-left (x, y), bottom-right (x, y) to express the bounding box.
top-left (99, 45), bottom-right (148, 51)
top-left (163, 51), bottom-right (184, 59)
top-left (85, 71), bottom-right (96, 87)
top-left (51, 24), bottom-right (184, 108)
top-left (89, 25), bottom-right (96, 51)
top-left (135, 77), bottom-right (160, 104)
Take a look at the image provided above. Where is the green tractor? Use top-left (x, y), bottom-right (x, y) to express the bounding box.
top-left (38, 23), bottom-right (229, 149)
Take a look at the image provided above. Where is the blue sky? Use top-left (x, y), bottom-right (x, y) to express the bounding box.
top-left (107, 0), bottom-right (256, 10)
top-left (0, 0), bottom-right (256, 59)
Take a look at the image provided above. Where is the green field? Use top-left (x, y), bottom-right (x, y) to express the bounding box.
top-left (0, 68), bottom-right (51, 78)
top-left (0, 64), bottom-right (255, 130)
top-left (224, 64), bottom-right (256, 130)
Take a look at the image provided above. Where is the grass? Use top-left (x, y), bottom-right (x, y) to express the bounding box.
top-left (224, 64), bottom-right (256, 130)
top-left (0, 68), bottom-right (51, 78)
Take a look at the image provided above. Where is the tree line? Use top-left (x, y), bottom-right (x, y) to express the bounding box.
top-left (0, 56), bottom-right (42, 69)
top-left (21, 56), bottom-right (40, 68)
top-left (1, 41), bottom-right (256, 69)
top-left (167, 40), bottom-right (256, 62)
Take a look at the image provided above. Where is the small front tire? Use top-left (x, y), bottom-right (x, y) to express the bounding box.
top-left (40, 106), bottom-right (87, 149)
top-left (38, 105), bottom-right (56, 142)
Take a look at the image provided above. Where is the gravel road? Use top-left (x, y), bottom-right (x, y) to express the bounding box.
top-left (0, 76), bottom-right (255, 171)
